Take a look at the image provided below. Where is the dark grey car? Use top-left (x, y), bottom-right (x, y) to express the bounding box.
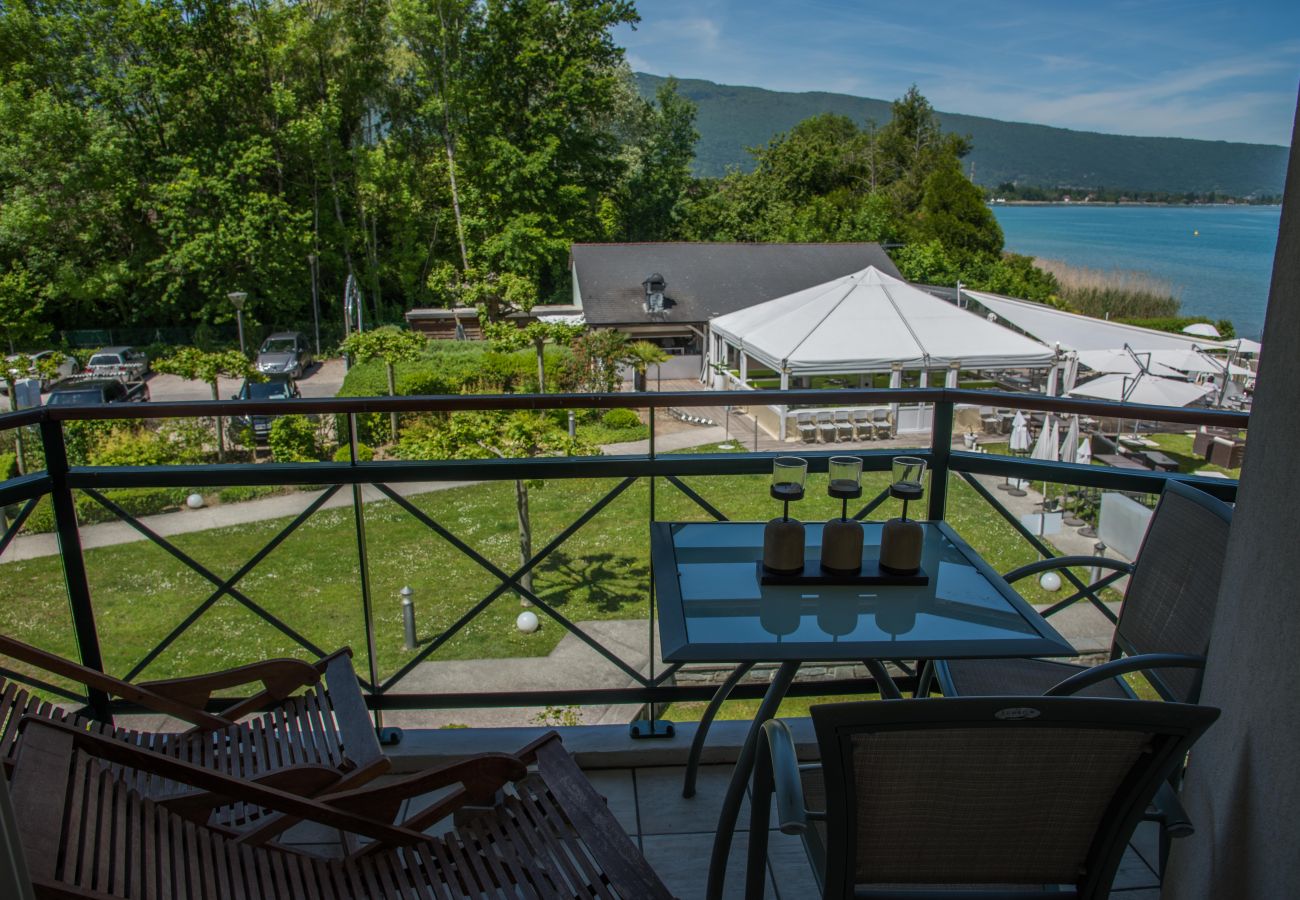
top-left (229, 376), bottom-right (300, 444)
top-left (256, 332), bottom-right (313, 379)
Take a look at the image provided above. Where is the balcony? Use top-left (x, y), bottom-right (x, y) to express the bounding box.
top-left (0, 386), bottom-right (1246, 898)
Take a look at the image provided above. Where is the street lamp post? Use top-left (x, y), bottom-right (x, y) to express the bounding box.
top-left (307, 254), bottom-right (321, 356)
top-left (227, 291), bottom-right (248, 356)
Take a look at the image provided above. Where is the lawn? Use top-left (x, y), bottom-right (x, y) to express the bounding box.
top-left (1, 459), bottom-right (1089, 697)
top-left (1146, 432), bottom-right (1241, 478)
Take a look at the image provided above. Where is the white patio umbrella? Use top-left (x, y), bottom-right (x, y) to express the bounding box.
top-left (1077, 438), bottom-right (1092, 465)
top-left (1029, 415), bottom-right (1060, 533)
top-left (1001, 414), bottom-right (1032, 495)
top-left (1060, 415), bottom-right (1080, 464)
top-left (1075, 349), bottom-right (1184, 379)
top-left (1067, 373), bottom-right (1213, 407)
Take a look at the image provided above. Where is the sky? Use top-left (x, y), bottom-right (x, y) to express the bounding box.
top-left (615, 1), bottom-right (1300, 146)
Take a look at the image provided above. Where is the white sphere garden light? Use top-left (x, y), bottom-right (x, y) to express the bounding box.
top-left (516, 611), bottom-right (540, 633)
top-left (1039, 571), bottom-right (1062, 592)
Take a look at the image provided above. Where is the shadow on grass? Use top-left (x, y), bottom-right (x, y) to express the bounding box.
top-left (532, 549), bottom-right (649, 614)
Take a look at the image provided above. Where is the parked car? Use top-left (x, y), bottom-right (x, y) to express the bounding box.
top-left (229, 375), bottom-right (300, 444)
top-left (86, 346), bottom-right (150, 379)
top-left (256, 332), bottom-right (312, 379)
top-left (45, 377), bottom-right (149, 405)
top-left (1, 351), bottom-right (80, 393)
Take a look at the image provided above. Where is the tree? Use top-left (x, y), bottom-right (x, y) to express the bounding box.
top-left (338, 326), bottom-right (429, 441)
top-left (483, 320), bottom-right (584, 393)
top-left (2, 351), bottom-right (64, 474)
top-left (564, 329), bottom-right (629, 393)
top-left (153, 348), bottom-right (260, 462)
top-left (913, 163), bottom-right (1003, 257)
top-left (398, 410), bottom-right (596, 603)
top-left (624, 340), bottom-right (669, 391)
top-left (616, 77), bottom-right (698, 240)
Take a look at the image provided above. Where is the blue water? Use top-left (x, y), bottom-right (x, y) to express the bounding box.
top-left (990, 205), bottom-right (1281, 340)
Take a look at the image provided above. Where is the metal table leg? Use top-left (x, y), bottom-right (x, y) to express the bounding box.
top-left (864, 658), bottom-right (902, 699)
top-left (683, 661), bottom-right (754, 798)
top-left (705, 660), bottom-right (799, 900)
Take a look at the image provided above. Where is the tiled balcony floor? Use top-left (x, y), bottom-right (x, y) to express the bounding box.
top-left (279, 758), bottom-right (1165, 899)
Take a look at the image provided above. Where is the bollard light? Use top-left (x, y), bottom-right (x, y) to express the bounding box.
top-left (1039, 571), bottom-right (1062, 592)
top-left (400, 586), bottom-right (417, 650)
top-left (516, 610), bottom-right (540, 633)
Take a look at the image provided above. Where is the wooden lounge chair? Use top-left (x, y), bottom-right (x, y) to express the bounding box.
top-left (9, 716), bottom-right (674, 899)
top-left (870, 407), bottom-right (891, 439)
top-left (0, 635), bottom-right (387, 831)
top-left (833, 410), bottom-right (854, 442)
top-left (815, 411), bottom-right (836, 443)
top-left (746, 696), bottom-right (1219, 899)
top-left (795, 412), bottom-right (818, 443)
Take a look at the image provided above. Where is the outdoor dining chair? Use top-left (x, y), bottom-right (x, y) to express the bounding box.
top-left (870, 407), bottom-right (892, 439)
top-left (816, 411), bottom-right (837, 443)
top-left (851, 409), bottom-right (873, 440)
top-left (921, 478), bottom-right (1232, 874)
top-left (745, 696), bottom-right (1219, 899)
top-left (0, 635), bottom-right (386, 836)
top-left (833, 410), bottom-right (854, 442)
top-left (8, 716), bottom-right (674, 899)
top-left (795, 411), bottom-right (818, 443)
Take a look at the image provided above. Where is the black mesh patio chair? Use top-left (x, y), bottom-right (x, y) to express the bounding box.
top-left (922, 478), bottom-right (1232, 873)
top-left (745, 696), bottom-right (1219, 899)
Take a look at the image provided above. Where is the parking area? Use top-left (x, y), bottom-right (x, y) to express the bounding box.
top-left (54, 357), bottom-right (347, 404)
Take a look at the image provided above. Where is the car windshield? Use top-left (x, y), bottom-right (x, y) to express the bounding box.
top-left (88, 354), bottom-right (122, 367)
top-left (243, 381), bottom-right (292, 399)
top-left (260, 339), bottom-right (297, 354)
top-left (47, 390), bottom-right (102, 405)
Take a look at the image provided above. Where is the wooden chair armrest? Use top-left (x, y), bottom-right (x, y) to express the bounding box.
top-left (16, 717), bottom-right (428, 848)
top-left (1002, 555), bottom-right (1133, 584)
top-left (140, 658), bottom-right (321, 714)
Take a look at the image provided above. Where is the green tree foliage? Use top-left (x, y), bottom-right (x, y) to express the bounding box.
top-left (268, 415), bottom-right (321, 463)
top-left (154, 348), bottom-right (261, 461)
top-left (338, 325), bottom-right (430, 441)
top-left (484, 320), bottom-right (585, 393)
top-left (1, 0), bottom-right (676, 333)
top-left (624, 340), bottom-right (669, 391)
top-left (564, 329), bottom-right (629, 394)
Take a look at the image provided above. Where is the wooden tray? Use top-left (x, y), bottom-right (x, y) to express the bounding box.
top-left (757, 558), bottom-right (929, 587)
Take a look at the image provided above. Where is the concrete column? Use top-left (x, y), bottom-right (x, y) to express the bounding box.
top-left (1164, 90), bottom-right (1300, 898)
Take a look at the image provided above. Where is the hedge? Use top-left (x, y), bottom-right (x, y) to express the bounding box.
top-left (22, 487), bottom-right (193, 533)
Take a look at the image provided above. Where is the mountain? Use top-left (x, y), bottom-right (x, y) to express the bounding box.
top-left (635, 73), bottom-right (1289, 197)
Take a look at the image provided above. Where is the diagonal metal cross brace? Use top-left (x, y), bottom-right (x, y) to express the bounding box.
top-left (665, 475), bottom-right (729, 521)
top-left (958, 473), bottom-right (1110, 612)
top-left (375, 478), bottom-right (648, 691)
top-left (0, 497), bottom-right (37, 560)
top-left (1039, 569), bottom-right (1126, 622)
top-left (852, 486), bottom-right (892, 521)
top-left (82, 487), bottom-right (337, 679)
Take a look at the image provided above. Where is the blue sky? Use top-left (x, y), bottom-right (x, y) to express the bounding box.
top-left (615, 1), bottom-right (1300, 146)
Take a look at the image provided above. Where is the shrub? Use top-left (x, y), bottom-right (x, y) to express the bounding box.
top-left (216, 485), bottom-right (286, 504)
top-left (332, 442), bottom-right (374, 462)
top-left (601, 408), bottom-right (641, 429)
top-left (22, 487), bottom-right (191, 533)
top-left (268, 415), bottom-right (320, 462)
top-left (0, 452), bottom-right (16, 481)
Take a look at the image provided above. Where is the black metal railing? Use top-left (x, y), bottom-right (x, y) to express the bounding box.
top-left (0, 387), bottom-right (1246, 727)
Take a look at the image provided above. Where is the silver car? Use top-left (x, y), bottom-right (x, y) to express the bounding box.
top-left (256, 332), bottom-right (313, 379)
top-left (86, 345), bottom-right (149, 379)
top-left (1, 350), bottom-right (80, 393)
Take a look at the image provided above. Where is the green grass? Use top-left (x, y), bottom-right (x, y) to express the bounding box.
top-left (1, 463), bottom-right (1086, 696)
top-left (663, 693), bottom-right (875, 721)
top-left (1146, 433), bottom-right (1241, 478)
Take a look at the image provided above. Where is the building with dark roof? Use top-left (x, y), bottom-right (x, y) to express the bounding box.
top-left (569, 242), bottom-right (901, 351)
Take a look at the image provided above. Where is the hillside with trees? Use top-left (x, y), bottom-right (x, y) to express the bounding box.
top-left (636, 73), bottom-right (1289, 198)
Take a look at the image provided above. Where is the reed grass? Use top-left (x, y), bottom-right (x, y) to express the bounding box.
top-left (1034, 258), bottom-right (1180, 319)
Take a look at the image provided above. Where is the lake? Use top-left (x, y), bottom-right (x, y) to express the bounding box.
top-left (990, 204), bottom-right (1280, 340)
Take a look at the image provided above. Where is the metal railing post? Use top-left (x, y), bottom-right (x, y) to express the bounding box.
top-left (928, 397), bottom-right (954, 521)
top-left (632, 402), bottom-right (674, 738)
top-left (39, 417), bottom-right (111, 723)
top-left (347, 413), bottom-right (395, 744)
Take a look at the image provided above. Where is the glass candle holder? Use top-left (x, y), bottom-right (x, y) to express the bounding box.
top-left (827, 456), bottom-right (863, 519)
top-left (889, 456), bottom-right (927, 516)
top-left (771, 457), bottom-right (807, 514)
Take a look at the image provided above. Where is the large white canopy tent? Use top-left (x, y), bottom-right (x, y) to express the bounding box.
top-left (710, 267), bottom-right (1055, 383)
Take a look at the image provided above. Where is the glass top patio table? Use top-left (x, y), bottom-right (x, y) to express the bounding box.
top-left (651, 521), bottom-right (1075, 664)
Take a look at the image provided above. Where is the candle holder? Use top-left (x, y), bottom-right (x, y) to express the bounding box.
top-left (763, 457), bottom-right (807, 575)
top-left (821, 456), bottom-right (864, 574)
top-left (880, 456), bottom-right (926, 575)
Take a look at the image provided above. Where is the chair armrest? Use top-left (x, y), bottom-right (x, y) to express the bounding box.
top-left (15, 716), bottom-right (429, 848)
top-left (760, 720), bottom-right (816, 835)
top-left (324, 753), bottom-right (529, 834)
top-left (140, 658), bottom-right (321, 710)
top-left (1002, 555), bottom-right (1133, 584)
top-left (1043, 653), bottom-right (1205, 696)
